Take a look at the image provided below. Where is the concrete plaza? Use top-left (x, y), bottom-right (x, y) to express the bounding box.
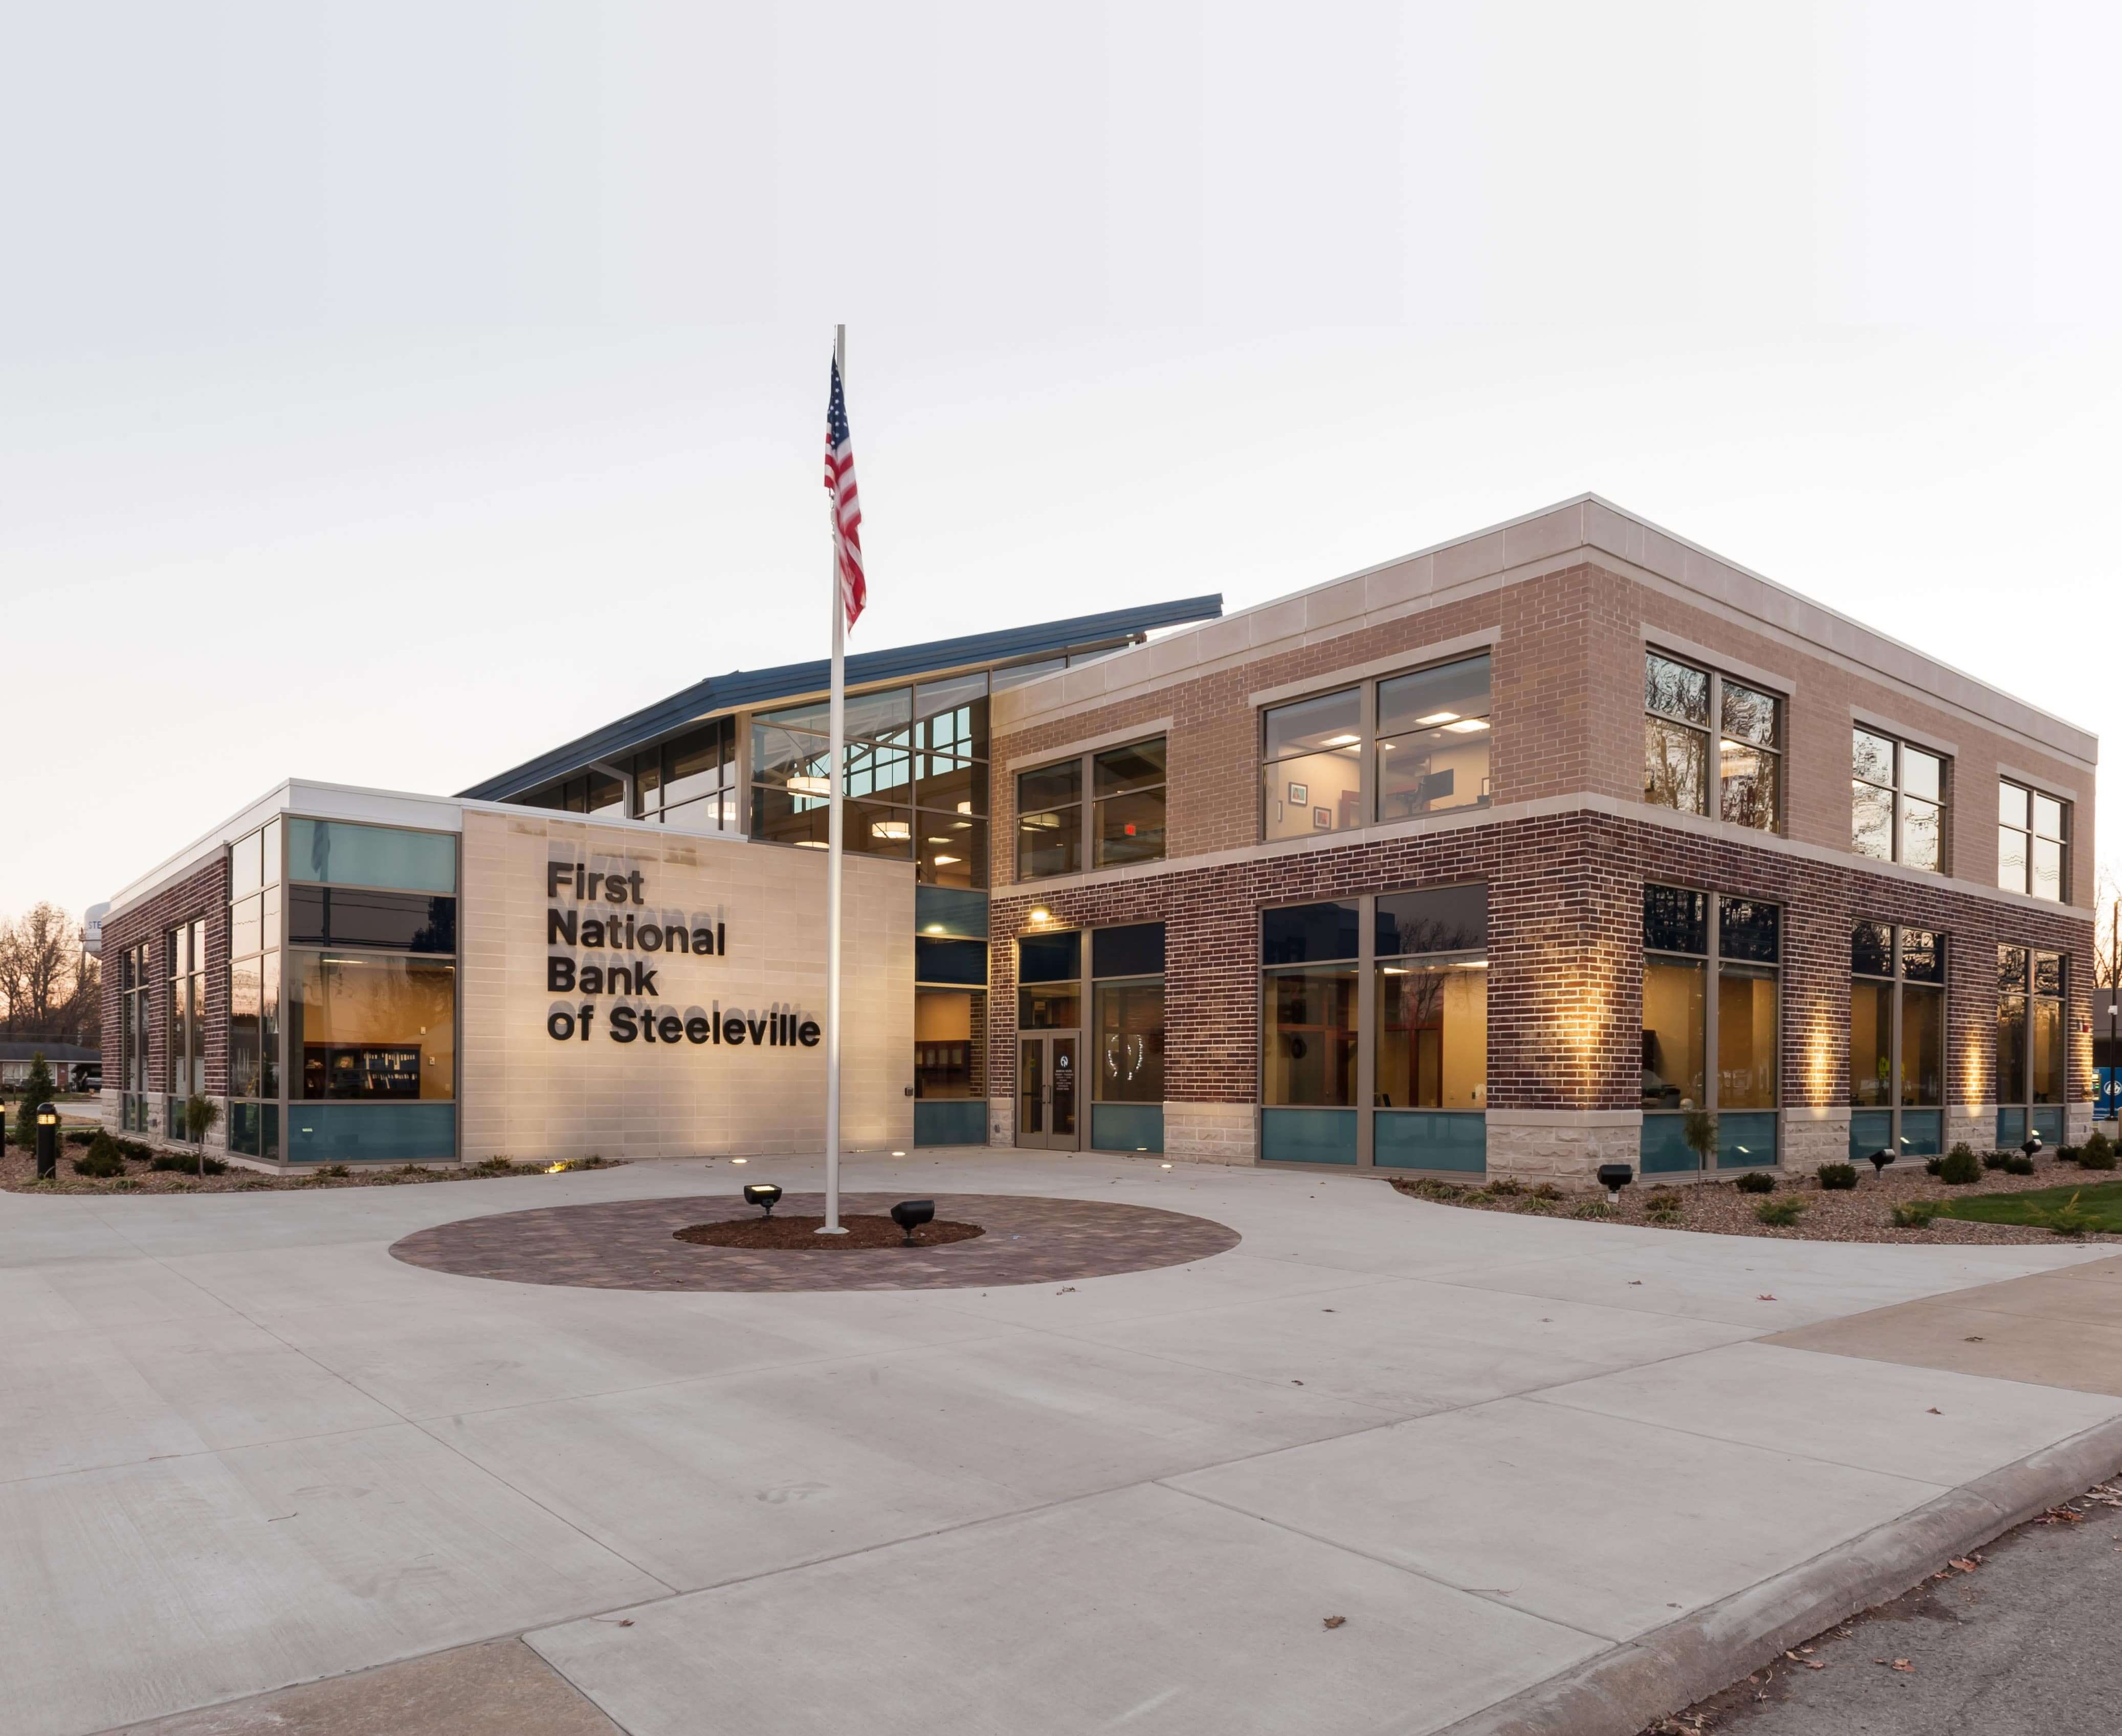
top-left (6, 1153), bottom-right (2120, 1736)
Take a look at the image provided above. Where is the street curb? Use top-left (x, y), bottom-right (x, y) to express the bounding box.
top-left (1428, 1413), bottom-right (2122, 1736)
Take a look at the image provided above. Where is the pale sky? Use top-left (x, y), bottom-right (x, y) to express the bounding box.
top-left (3, 2), bottom-right (2117, 924)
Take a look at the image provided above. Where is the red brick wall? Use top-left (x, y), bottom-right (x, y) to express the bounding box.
top-left (988, 812), bottom-right (2095, 1116)
top-left (97, 858), bottom-right (229, 1098)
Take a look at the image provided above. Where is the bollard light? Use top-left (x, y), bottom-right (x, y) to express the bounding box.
top-left (889, 1199), bottom-right (935, 1246)
top-left (33, 1102), bottom-right (59, 1181)
top-left (742, 1182), bottom-right (783, 1219)
top-left (1596, 1162), bottom-right (1633, 1203)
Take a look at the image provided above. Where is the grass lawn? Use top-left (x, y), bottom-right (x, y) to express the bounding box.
top-left (1936, 1179), bottom-right (2122, 1235)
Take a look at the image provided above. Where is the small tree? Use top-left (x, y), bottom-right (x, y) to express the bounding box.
top-left (183, 1093), bottom-right (222, 1179)
top-left (13, 1052), bottom-right (56, 1148)
top-left (1682, 1107), bottom-right (1718, 1170)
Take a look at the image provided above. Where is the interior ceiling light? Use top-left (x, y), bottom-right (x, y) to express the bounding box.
top-left (787, 774), bottom-right (831, 795)
top-left (1414, 711), bottom-right (1458, 727)
top-left (1321, 733), bottom-right (1360, 748)
top-left (923, 924), bottom-right (945, 934)
top-left (794, 840), bottom-right (828, 849)
top-left (956, 801), bottom-right (974, 814)
top-left (1444, 719), bottom-right (1490, 734)
top-left (871, 820), bottom-right (911, 841)
top-left (932, 854), bottom-right (960, 865)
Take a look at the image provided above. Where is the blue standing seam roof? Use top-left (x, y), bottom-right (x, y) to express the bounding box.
top-left (458, 594), bottom-right (1222, 803)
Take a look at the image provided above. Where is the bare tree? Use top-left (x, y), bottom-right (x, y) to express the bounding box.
top-left (2097, 866), bottom-right (2121, 992)
top-left (0, 905), bottom-right (100, 1044)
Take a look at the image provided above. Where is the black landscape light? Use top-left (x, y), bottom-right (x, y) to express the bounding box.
top-left (742, 1183), bottom-right (783, 1219)
top-left (34, 1103), bottom-right (59, 1180)
top-left (2022, 1132), bottom-right (2043, 1161)
top-left (1869, 1147), bottom-right (1895, 1178)
top-left (890, 1199), bottom-right (935, 1246)
top-left (1596, 1163), bottom-right (1633, 1203)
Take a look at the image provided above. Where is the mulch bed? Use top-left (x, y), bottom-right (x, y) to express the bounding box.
top-left (675, 1213), bottom-right (983, 1250)
top-left (1392, 1153), bottom-right (2122, 1245)
top-left (0, 1144), bottom-right (625, 1195)
top-left (391, 1191), bottom-right (1242, 1292)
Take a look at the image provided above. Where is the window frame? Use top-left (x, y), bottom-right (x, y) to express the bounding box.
top-left (1015, 735), bottom-right (1168, 883)
top-left (1995, 944), bottom-right (2069, 1147)
top-left (1642, 649), bottom-right (1785, 833)
top-left (1640, 884), bottom-right (1784, 1174)
top-left (1256, 884), bottom-right (1489, 1174)
top-left (1257, 650), bottom-right (1495, 845)
top-left (1847, 922), bottom-right (1949, 1163)
top-left (1998, 777), bottom-right (2070, 903)
top-left (1849, 727), bottom-right (1949, 874)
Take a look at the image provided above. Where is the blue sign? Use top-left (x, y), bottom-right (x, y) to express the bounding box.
top-left (2101, 1068), bottom-right (2122, 1119)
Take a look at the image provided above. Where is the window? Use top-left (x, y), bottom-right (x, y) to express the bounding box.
top-left (1997, 946), bottom-right (2067, 1147)
top-left (1641, 886), bottom-right (1780, 1172)
top-left (754, 677), bottom-right (990, 887)
top-left (227, 820), bottom-right (284, 1161)
top-left (1850, 730), bottom-right (1946, 873)
top-left (1848, 924), bottom-right (1946, 1163)
top-left (1091, 923), bottom-right (1165, 1152)
top-left (1261, 653), bottom-right (1492, 844)
top-left (119, 939), bottom-right (154, 1133)
top-left (1016, 736), bottom-right (1166, 881)
top-left (1643, 652), bottom-right (1782, 831)
top-left (1017, 929), bottom-right (1081, 1030)
top-left (1261, 886), bottom-right (1488, 1171)
top-left (627, 717), bottom-right (739, 832)
top-left (1999, 780), bottom-right (2069, 903)
top-left (165, 917), bottom-right (208, 1136)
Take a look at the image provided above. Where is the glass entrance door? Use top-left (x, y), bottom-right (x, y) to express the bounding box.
top-left (1016, 1032), bottom-right (1080, 1150)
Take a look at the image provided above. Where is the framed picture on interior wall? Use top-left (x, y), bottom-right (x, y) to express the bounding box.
top-left (1287, 782), bottom-right (1308, 806)
top-left (1313, 806), bottom-right (1332, 830)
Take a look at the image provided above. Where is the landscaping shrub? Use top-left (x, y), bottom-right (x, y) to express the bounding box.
top-left (1816, 1163), bottom-right (1858, 1191)
top-left (2058, 1145), bottom-right (2082, 1164)
top-left (2002, 1153), bottom-right (2037, 1176)
top-left (1645, 1190), bottom-right (1684, 1218)
top-left (1484, 1176), bottom-right (1523, 1198)
top-left (1570, 1200), bottom-right (1613, 1219)
top-left (12, 1054), bottom-right (57, 1147)
top-left (1530, 1182), bottom-right (1562, 1202)
top-left (1734, 1171), bottom-right (1776, 1194)
top-left (149, 1154), bottom-right (189, 1171)
top-left (1937, 1146), bottom-right (1983, 1185)
top-left (1891, 1200), bottom-right (1941, 1227)
top-left (1753, 1197), bottom-right (1806, 1226)
top-left (1981, 1149), bottom-right (2008, 1171)
top-left (64, 1129), bottom-right (96, 1147)
top-left (1397, 1176), bottom-right (1466, 1202)
top-left (200, 1157), bottom-right (227, 1176)
top-left (2077, 1138), bottom-right (2118, 1173)
top-left (2085, 1129), bottom-right (2116, 1162)
top-left (72, 1135), bottom-right (125, 1178)
top-left (114, 1137), bottom-right (153, 1162)
top-left (1925, 1156), bottom-right (1944, 1176)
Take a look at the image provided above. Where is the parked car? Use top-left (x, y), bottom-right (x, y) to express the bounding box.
top-left (72, 1065), bottom-right (101, 1092)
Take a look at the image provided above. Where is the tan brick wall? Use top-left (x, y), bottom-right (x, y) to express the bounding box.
top-left (459, 809), bottom-right (914, 1161)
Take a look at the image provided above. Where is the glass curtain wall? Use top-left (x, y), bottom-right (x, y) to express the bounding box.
top-left (1997, 946), bottom-right (2068, 1146)
top-left (1262, 886), bottom-right (1488, 1170)
top-left (226, 819), bottom-right (284, 1160)
top-left (754, 674), bottom-right (989, 887)
top-left (1091, 923), bottom-right (1165, 1152)
top-left (281, 819), bottom-right (458, 1163)
top-left (165, 918), bottom-right (207, 1136)
top-left (1641, 886), bottom-right (1781, 1172)
top-left (1847, 924), bottom-right (1946, 1162)
top-left (630, 718), bottom-right (739, 831)
top-left (913, 916), bottom-right (988, 1146)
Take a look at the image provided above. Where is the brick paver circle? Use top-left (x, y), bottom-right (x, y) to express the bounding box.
top-left (388, 1191), bottom-right (1243, 1292)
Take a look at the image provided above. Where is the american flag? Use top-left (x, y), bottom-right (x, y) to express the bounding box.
top-left (824, 356), bottom-right (866, 629)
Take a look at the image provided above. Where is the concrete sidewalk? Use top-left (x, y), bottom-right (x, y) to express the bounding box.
top-left (4, 1152), bottom-right (2115, 1736)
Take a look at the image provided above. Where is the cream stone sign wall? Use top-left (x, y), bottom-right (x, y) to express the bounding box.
top-left (458, 808), bottom-right (914, 1161)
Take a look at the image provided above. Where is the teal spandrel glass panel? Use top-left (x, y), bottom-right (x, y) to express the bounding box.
top-left (1091, 1103), bottom-right (1164, 1153)
top-left (288, 819), bottom-right (456, 894)
top-left (1897, 1110), bottom-right (1942, 1159)
top-left (2031, 1107), bottom-right (2064, 1145)
top-left (913, 1100), bottom-right (987, 1147)
top-left (288, 1103), bottom-right (456, 1163)
top-left (1640, 1114), bottom-right (1696, 1174)
top-left (1373, 1110), bottom-right (1486, 1173)
top-left (1261, 1108), bottom-right (1357, 1164)
top-left (1717, 1111), bottom-right (1778, 1169)
top-left (1849, 1109), bottom-right (1893, 1163)
top-left (1996, 1107), bottom-right (2027, 1148)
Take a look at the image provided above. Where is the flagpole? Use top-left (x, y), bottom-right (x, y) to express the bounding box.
top-left (819, 322), bottom-right (849, 1235)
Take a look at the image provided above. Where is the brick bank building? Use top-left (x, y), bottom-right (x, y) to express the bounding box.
top-left (96, 497), bottom-right (2097, 1185)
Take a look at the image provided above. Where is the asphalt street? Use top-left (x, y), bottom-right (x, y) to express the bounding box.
top-left (1654, 1477), bottom-right (2122, 1735)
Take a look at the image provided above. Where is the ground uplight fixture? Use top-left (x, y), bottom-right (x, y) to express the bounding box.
top-left (1596, 1162), bottom-right (1633, 1203)
top-left (2023, 1132), bottom-right (2043, 1160)
top-left (1869, 1147), bottom-right (1895, 1176)
top-left (743, 1183), bottom-right (783, 1218)
top-left (890, 1199), bottom-right (935, 1245)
